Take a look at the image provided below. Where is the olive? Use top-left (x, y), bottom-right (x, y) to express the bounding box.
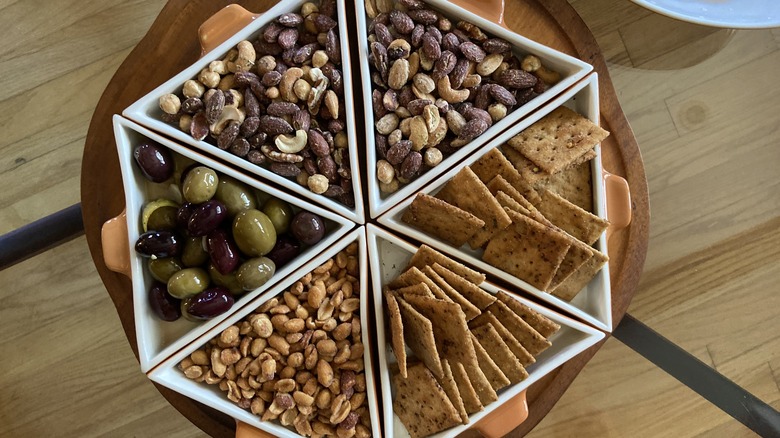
top-left (148, 257), bottom-right (183, 283)
top-left (207, 228), bottom-right (240, 275)
top-left (167, 267), bottom-right (210, 299)
top-left (176, 202), bottom-right (197, 229)
top-left (181, 236), bottom-right (209, 267)
top-left (135, 231), bottom-right (180, 258)
top-left (208, 263), bottom-right (244, 295)
top-left (262, 198), bottom-right (293, 234)
top-left (187, 200), bottom-right (228, 236)
top-left (236, 257), bottom-right (276, 291)
top-left (232, 209), bottom-right (277, 257)
top-left (265, 235), bottom-right (301, 268)
top-left (182, 166), bottom-right (219, 204)
top-left (215, 175), bottom-right (256, 216)
top-left (134, 141), bottom-right (173, 183)
top-left (183, 287), bottom-right (235, 320)
top-left (142, 199), bottom-right (179, 232)
top-left (290, 211), bottom-right (326, 245)
top-left (148, 282), bottom-right (181, 321)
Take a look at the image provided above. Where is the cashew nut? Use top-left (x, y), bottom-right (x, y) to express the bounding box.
top-left (261, 144), bottom-right (304, 163)
top-left (280, 68), bottom-right (304, 102)
top-left (437, 76), bottom-right (469, 103)
top-left (521, 54), bottom-right (541, 72)
top-left (235, 40), bottom-right (256, 72)
top-left (461, 73), bottom-right (482, 89)
top-left (275, 130), bottom-right (308, 154)
top-left (210, 106), bottom-right (245, 135)
top-left (422, 104), bottom-right (440, 133)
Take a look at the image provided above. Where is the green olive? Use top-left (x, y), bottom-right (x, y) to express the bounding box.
top-left (182, 166), bottom-right (218, 204)
top-left (141, 199), bottom-right (179, 232)
top-left (208, 263), bottom-right (244, 295)
top-left (262, 198), bottom-right (293, 234)
top-left (237, 257), bottom-right (276, 291)
top-left (232, 209), bottom-right (277, 257)
top-left (148, 257), bottom-right (183, 283)
top-left (167, 267), bottom-right (210, 299)
top-left (181, 236), bottom-right (209, 267)
top-left (215, 175), bottom-right (256, 216)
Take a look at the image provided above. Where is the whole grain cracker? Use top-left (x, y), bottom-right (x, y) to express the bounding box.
top-left (396, 296), bottom-right (444, 378)
top-left (486, 300), bottom-right (551, 356)
top-left (506, 106), bottom-right (609, 174)
top-left (548, 238), bottom-right (594, 291)
top-left (384, 288), bottom-right (407, 378)
top-left (402, 193), bottom-right (484, 247)
top-left (390, 267), bottom-right (451, 302)
top-left (496, 291), bottom-right (560, 338)
top-left (461, 357), bottom-right (498, 406)
top-left (439, 359), bottom-right (469, 424)
top-left (436, 167), bottom-right (512, 249)
top-left (470, 148), bottom-right (541, 205)
top-left (472, 324), bottom-right (528, 384)
top-left (470, 311), bottom-right (535, 366)
top-left (408, 245), bottom-right (486, 285)
top-left (495, 191), bottom-right (530, 216)
top-left (404, 295), bottom-right (476, 366)
top-left (393, 363), bottom-right (462, 438)
top-left (469, 332), bottom-right (510, 391)
top-left (488, 175), bottom-right (552, 226)
top-left (430, 263), bottom-right (496, 311)
top-left (535, 158), bottom-right (593, 212)
top-left (422, 265), bottom-right (481, 321)
top-left (503, 145), bottom-right (549, 186)
top-left (550, 248), bottom-right (609, 301)
top-left (450, 361), bottom-right (484, 415)
top-left (394, 283), bottom-right (436, 300)
top-left (537, 188), bottom-right (608, 245)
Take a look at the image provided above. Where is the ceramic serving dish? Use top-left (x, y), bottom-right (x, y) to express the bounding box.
top-left (122, 0), bottom-right (365, 223)
top-left (149, 228), bottom-right (382, 438)
top-left (355, 0), bottom-right (594, 219)
top-left (366, 224), bottom-right (605, 437)
top-left (379, 74), bottom-right (631, 331)
top-left (102, 115), bottom-right (355, 373)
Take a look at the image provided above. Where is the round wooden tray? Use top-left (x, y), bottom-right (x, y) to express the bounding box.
top-left (81, 0), bottom-right (649, 436)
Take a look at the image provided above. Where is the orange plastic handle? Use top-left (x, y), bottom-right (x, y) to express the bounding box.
top-left (603, 170), bottom-right (632, 241)
top-left (235, 421), bottom-right (276, 438)
top-left (472, 391), bottom-right (529, 437)
top-left (450, 0), bottom-right (508, 28)
top-left (198, 4), bottom-right (261, 57)
top-left (101, 209), bottom-right (131, 278)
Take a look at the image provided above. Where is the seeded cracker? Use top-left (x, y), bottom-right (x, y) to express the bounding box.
top-left (483, 211), bottom-right (571, 291)
top-left (422, 265), bottom-right (481, 321)
top-left (408, 245), bottom-right (486, 285)
top-left (470, 148), bottom-right (541, 205)
top-left (439, 359), bottom-right (469, 424)
top-left (469, 332), bottom-right (510, 391)
top-left (506, 106), bottom-right (609, 174)
top-left (486, 300), bottom-right (551, 356)
top-left (495, 191), bottom-right (530, 215)
top-left (393, 363), bottom-right (461, 438)
top-left (503, 145), bottom-right (548, 186)
top-left (403, 193), bottom-right (484, 247)
top-left (390, 266), bottom-right (451, 302)
top-left (450, 361), bottom-right (484, 414)
top-left (548, 238), bottom-right (594, 291)
top-left (462, 355), bottom-right (498, 406)
top-left (394, 282), bottom-right (436, 300)
top-left (496, 291), bottom-right (560, 338)
top-left (396, 296), bottom-right (444, 378)
top-left (487, 175), bottom-right (553, 226)
top-left (384, 288), bottom-right (408, 378)
top-left (430, 263), bottom-right (496, 311)
top-left (535, 158), bottom-right (594, 212)
top-left (436, 167), bottom-right (512, 249)
top-left (470, 311), bottom-right (535, 366)
top-left (404, 295), bottom-right (477, 367)
top-left (472, 324), bottom-right (528, 384)
top-left (551, 248), bottom-right (609, 301)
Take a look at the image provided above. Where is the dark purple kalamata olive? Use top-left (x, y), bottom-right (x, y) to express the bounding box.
top-left (290, 211), bottom-right (326, 245)
top-left (187, 200), bottom-right (227, 236)
top-left (207, 228), bottom-right (239, 275)
top-left (265, 234), bottom-right (301, 268)
top-left (148, 282), bottom-right (181, 321)
top-left (133, 141), bottom-right (173, 183)
top-left (135, 231), bottom-right (180, 258)
top-left (184, 287), bottom-right (234, 319)
top-left (176, 202), bottom-right (197, 229)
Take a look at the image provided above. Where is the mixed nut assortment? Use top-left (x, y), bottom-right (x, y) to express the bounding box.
top-left (366, 0), bottom-right (561, 194)
top-left (179, 245), bottom-right (372, 437)
top-left (132, 139), bottom-right (327, 322)
top-left (158, 0), bottom-right (355, 207)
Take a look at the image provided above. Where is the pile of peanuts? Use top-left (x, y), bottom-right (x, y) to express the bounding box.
top-left (158, 0), bottom-right (355, 207)
top-left (366, 0), bottom-right (560, 194)
top-left (179, 244), bottom-right (371, 437)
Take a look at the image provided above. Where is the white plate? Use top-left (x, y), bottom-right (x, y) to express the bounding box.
top-left (113, 115), bottom-right (355, 373)
top-left (632, 0), bottom-right (780, 28)
top-left (355, 0), bottom-right (593, 219)
top-left (366, 224), bottom-right (605, 438)
top-left (379, 73), bottom-right (614, 331)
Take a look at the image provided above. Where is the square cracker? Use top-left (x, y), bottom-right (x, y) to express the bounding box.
top-left (548, 238), bottom-right (594, 291)
top-left (538, 189), bottom-right (609, 245)
top-left (470, 149), bottom-right (541, 205)
top-left (506, 106), bottom-right (609, 174)
top-left (483, 211), bottom-right (572, 291)
top-left (422, 265), bottom-right (481, 321)
top-left (472, 324), bottom-right (528, 384)
top-left (487, 300), bottom-right (551, 356)
top-left (394, 283), bottom-right (437, 300)
top-left (439, 359), bottom-right (469, 424)
top-left (470, 333), bottom-right (510, 392)
top-left (488, 175), bottom-right (552, 226)
top-left (470, 311), bottom-right (535, 366)
top-left (403, 193), bottom-right (484, 247)
top-left (495, 191), bottom-right (530, 216)
top-left (535, 158), bottom-right (594, 212)
top-left (436, 167), bottom-right (512, 249)
top-left (551, 248), bottom-right (609, 301)
top-left (384, 288), bottom-right (407, 378)
top-left (396, 296), bottom-right (444, 378)
top-left (408, 245), bottom-right (486, 285)
top-left (496, 291), bottom-right (560, 338)
top-left (404, 295), bottom-right (477, 366)
top-left (431, 263), bottom-right (496, 311)
top-left (390, 267), bottom-right (451, 302)
top-left (461, 355), bottom-right (498, 406)
top-left (449, 360), bottom-right (483, 415)
top-left (393, 363), bottom-right (462, 438)
top-left (503, 145), bottom-right (549, 186)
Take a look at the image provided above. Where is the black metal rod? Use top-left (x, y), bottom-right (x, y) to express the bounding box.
top-left (0, 203), bottom-right (85, 271)
top-left (614, 314), bottom-right (780, 436)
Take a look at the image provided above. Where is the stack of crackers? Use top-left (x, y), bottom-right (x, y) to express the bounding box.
top-left (403, 106), bottom-right (610, 301)
top-left (385, 245), bottom-right (560, 438)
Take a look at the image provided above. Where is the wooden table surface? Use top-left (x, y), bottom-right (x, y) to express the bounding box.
top-left (0, 0), bottom-right (777, 437)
